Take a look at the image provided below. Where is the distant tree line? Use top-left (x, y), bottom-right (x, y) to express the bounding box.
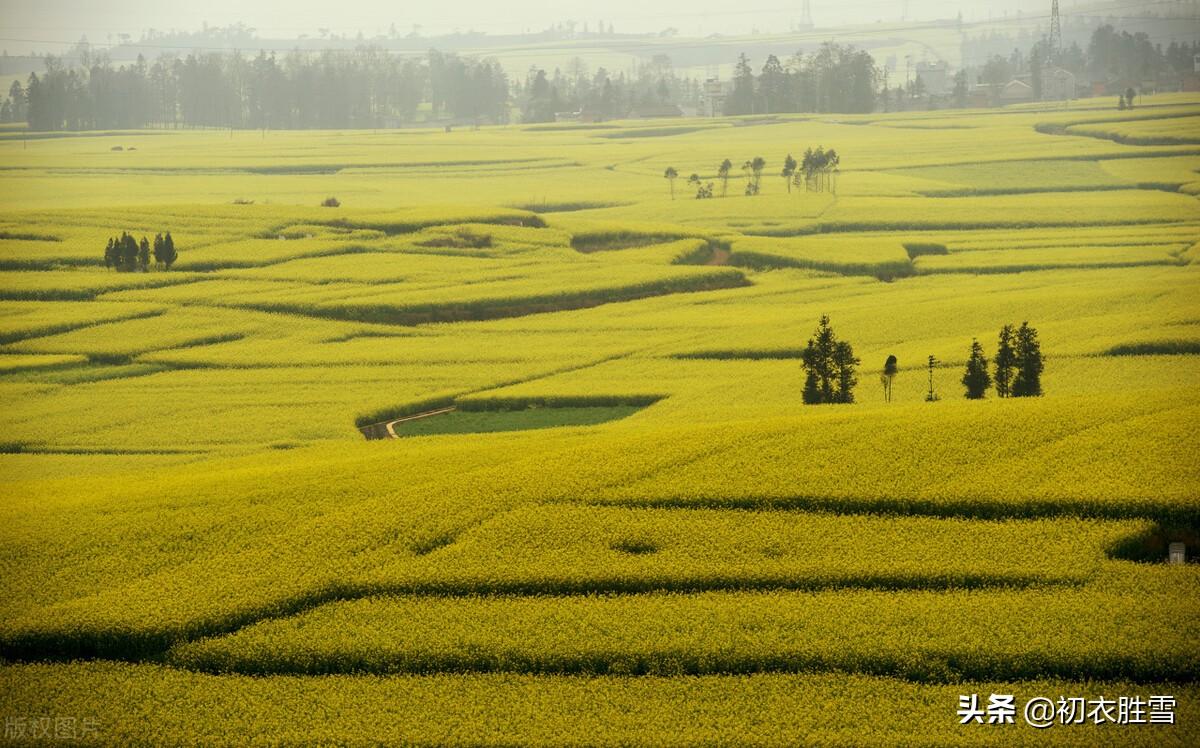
top-left (105, 232), bottom-right (176, 272)
top-left (802, 317), bottom-right (1045, 405)
top-left (966, 25), bottom-right (1200, 108)
top-left (4, 48), bottom-right (508, 131)
top-left (723, 43), bottom-right (878, 116)
top-left (518, 54), bottom-right (699, 123)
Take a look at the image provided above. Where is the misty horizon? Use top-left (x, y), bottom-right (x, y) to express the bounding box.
top-left (1, 0), bottom-right (1192, 56)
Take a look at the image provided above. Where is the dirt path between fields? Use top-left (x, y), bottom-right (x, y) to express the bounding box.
top-left (705, 247), bottom-right (731, 266)
top-left (359, 406), bottom-right (456, 440)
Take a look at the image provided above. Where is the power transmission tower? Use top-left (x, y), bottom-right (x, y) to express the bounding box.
top-left (1049, 0), bottom-right (1063, 61)
top-left (801, 0), bottom-right (813, 29)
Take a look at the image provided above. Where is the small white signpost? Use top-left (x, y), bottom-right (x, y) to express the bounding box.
top-left (1168, 542), bottom-right (1186, 565)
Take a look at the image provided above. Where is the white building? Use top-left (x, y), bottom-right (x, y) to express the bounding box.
top-left (915, 61), bottom-right (949, 96)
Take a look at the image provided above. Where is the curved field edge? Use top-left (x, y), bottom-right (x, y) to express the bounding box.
top-left (164, 577), bottom-right (1200, 682)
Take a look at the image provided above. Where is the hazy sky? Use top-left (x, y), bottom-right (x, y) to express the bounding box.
top-left (0, 0), bottom-right (1093, 50)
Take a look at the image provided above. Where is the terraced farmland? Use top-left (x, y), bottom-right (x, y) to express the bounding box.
top-left (1, 95), bottom-right (1198, 745)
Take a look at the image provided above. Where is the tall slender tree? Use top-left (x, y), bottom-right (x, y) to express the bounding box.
top-left (137, 236), bottom-right (150, 272)
top-left (833, 341), bottom-right (860, 404)
top-left (994, 324), bottom-right (1017, 398)
top-left (162, 232), bottom-right (177, 268)
top-left (781, 153), bottom-right (797, 193)
top-left (717, 159), bottom-right (732, 197)
top-left (881, 354), bottom-right (898, 403)
top-left (1012, 322), bottom-right (1044, 397)
top-left (962, 339), bottom-right (991, 399)
top-left (663, 166), bottom-right (678, 199)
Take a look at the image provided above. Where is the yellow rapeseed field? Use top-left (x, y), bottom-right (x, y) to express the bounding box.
top-left (1, 94), bottom-right (1198, 745)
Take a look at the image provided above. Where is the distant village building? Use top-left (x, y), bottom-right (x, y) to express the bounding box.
top-left (915, 61), bottom-right (949, 96)
top-left (1042, 67), bottom-right (1076, 101)
top-left (998, 79), bottom-right (1035, 104)
top-left (702, 78), bottom-right (729, 117)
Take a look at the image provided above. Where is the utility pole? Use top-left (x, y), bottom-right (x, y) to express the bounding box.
top-left (1049, 0), bottom-right (1063, 63)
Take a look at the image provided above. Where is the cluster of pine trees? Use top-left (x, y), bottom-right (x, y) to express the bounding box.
top-left (724, 43), bottom-right (878, 116)
top-left (962, 323), bottom-right (1044, 399)
top-left (801, 316), bottom-right (860, 405)
top-left (104, 232), bottom-right (177, 272)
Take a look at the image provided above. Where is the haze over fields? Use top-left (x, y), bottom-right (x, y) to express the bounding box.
top-left (0, 0), bottom-right (1198, 746)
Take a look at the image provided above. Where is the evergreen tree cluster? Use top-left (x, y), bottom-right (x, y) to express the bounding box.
top-left (963, 322), bottom-right (1043, 399)
top-left (10, 49), bottom-right (508, 131)
top-left (105, 232), bottom-right (176, 272)
top-left (724, 43), bottom-right (878, 116)
top-left (518, 55), bottom-right (697, 123)
top-left (801, 316), bottom-right (860, 405)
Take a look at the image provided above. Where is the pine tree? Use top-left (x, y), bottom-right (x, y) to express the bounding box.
top-left (802, 369), bottom-right (820, 405)
top-left (119, 232), bottom-right (139, 272)
top-left (152, 233), bottom-right (164, 267)
top-left (833, 340), bottom-right (860, 403)
top-left (137, 237), bottom-right (150, 272)
top-left (162, 232), bottom-right (177, 269)
top-left (962, 338), bottom-right (991, 399)
top-left (994, 324), bottom-right (1016, 398)
top-left (1012, 322), bottom-right (1044, 397)
top-left (801, 315), bottom-right (857, 405)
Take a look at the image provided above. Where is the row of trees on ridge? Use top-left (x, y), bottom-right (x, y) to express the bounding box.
top-left (962, 323), bottom-right (1044, 399)
top-left (802, 317), bottom-right (1046, 405)
top-left (664, 147), bottom-right (839, 199)
top-left (104, 232), bottom-right (177, 272)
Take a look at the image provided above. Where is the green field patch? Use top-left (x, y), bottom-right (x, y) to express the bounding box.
top-left (672, 348), bottom-right (806, 360)
top-left (594, 126), bottom-right (719, 139)
top-left (571, 230), bottom-right (695, 252)
top-left (903, 242), bottom-right (949, 259)
top-left (728, 235), bottom-right (913, 280)
top-left (1105, 340), bottom-right (1200, 356)
top-left (510, 200), bottom-right (631, 213)
top-left (390, 405), bottom-right (644, 438)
